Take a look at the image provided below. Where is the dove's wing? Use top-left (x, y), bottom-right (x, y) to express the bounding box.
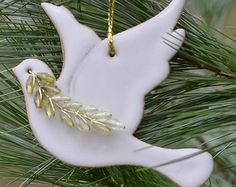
top-left (111, 0), bottom-right (185, 130)
top-left (41, 3), bottom-right (101, 89)
top-left (115, 0), bottom-right (186, 60)
top-left (70, 0), bottom-right (186, 134)
top-left (111, 0), bottom-right (186, 98)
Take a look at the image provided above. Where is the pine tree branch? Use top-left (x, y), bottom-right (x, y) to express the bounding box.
top-left (0, 0), bottom-right (235, 186)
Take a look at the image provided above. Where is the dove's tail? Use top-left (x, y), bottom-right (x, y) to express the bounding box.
top-left (126, 136), bottom-right (213, 187)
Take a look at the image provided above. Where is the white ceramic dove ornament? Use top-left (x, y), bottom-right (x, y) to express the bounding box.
top-left (13, 1), bottom-right (214, 187)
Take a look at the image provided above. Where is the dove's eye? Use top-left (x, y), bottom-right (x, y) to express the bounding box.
top-left (27, 68), bottom-right (32, 74)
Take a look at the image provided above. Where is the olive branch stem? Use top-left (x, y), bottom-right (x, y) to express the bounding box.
top-left (26, 71), bottom-right (125, 134)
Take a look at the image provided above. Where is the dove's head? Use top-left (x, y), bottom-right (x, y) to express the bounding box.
top-left (13, 59), bottom-right (53, 91)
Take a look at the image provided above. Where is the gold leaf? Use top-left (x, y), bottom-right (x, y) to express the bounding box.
top-left (106, 119), bottom-right (125, 130)
top-left (63, 102), bottom-right (81, 111)
top-left (51, 96), bottom-right (71, 102)
top-left (37, 73), bottom-right (55, 84)
top-left (26, 74), bottom-right (35, 94)
top-left (34, 89), bottom-right (43, 108)
top-left (61, 111), bottom-right (74, 128)
top-left (42, 85), bottom-right (61, 95)
top-left (71, 102), bottom-right (82, 109)
top-left (44, 99), bottom-right (55, 118)
top-left (79, 122), bottom-right (90, 132)
top-left (93, 123), bottom-right (111, 134)
top-left (80, 105), bottom-right (97, 112)
top-left (93, 112), bottom-right (112, 120)
top-left (75, 117), bottom-right (90, 132)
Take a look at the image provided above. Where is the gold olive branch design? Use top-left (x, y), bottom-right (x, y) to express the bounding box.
top-left (26, 71), bottom-right (125, 134)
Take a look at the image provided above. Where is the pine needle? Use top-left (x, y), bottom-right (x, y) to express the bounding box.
top-left (0, 0), bottom-right (235, 186)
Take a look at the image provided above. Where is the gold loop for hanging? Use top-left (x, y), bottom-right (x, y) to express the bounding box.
top-left (108, 0), bottom-right (116, 57)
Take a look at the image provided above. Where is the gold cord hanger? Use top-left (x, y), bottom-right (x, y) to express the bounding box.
top-left (108, 0), bottom-right (116, 57)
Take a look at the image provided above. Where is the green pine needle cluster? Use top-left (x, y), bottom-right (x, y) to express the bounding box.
top-left (0, 0), bottom-right (236, 186)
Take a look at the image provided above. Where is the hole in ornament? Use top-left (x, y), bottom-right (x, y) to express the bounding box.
top-left (108, 48), bottom-right (116, 58)
top-left (110, 52), bottom-right (116, 57)
top-left (109, 52), bottom-right (115, 58)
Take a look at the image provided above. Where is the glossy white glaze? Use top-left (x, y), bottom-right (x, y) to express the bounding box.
top-left (13, 1), bottom-right (214, 186)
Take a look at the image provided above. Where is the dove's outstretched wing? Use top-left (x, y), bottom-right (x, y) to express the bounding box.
top-left (115, 0), bottom-right (186, 61)
top-left (41, 3), bottom-right (101, 89)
